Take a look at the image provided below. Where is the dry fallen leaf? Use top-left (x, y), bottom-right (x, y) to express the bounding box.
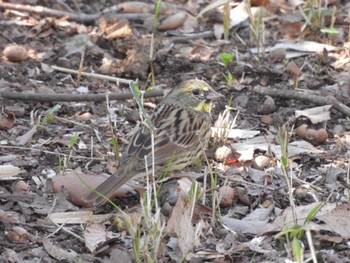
top-left (295, 105), bottom-right (332, 124)
top-left (263, 202), bottom-right (350, 240)
top-left (0, 113), bottom-right (15, 130)
top-left (83, 222), bottom-right (121, 253)
top-left (222, 203), bottom-right (274, 234)
top-left (105, 20), bottom-right (132, 39)
top-left (0, 165), bottom-right (22, 180)
top-left (166, 178), bottom-right (206, 254)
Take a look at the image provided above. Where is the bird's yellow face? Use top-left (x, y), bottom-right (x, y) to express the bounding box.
top-left (165, 79), bottom-right (223, 113)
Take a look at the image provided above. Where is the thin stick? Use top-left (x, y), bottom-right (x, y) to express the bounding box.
top-left (0, 89), bottom-right (164, 102)
top-left (51, 65), bottom-right (133, 84)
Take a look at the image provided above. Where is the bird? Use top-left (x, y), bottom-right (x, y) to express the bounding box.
top-left (84, 79), bottom-right (223, 206)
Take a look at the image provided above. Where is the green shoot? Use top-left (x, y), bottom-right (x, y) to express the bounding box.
top-left (129, 81), bottom-right (154, 131)
top-left (275, 202), bottom-right (325, 262)
top-left (292, 237), bottom-right (303, 263)
top-left (149, 0), bottom-right (162, 87)
top-left (60, 133), bottom-right (78, 173)
top-left (220, 52), bottom-right (235, 86)
top-left (220, 52), bottom-right (235, 68)
top-left (107, 137), bottom-right (120, 162)
top-left (40, 104), bottom-right (61, 126)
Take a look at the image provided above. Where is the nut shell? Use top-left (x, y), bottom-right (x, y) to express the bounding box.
top-left (3, 45), bottom-right (28, 62)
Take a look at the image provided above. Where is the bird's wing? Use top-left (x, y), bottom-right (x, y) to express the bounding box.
top-left (126, 104), bottom-right (209, 170)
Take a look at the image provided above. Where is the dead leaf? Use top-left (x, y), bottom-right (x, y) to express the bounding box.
top-left (16, 125), bottom-right (38, 145)
top-left (43, 238), bottom-right (78, 261)
top-left (222, 203), bottom-right (274, 234)
top-left (295, 105), bottom-right (332, 124)
top-left (48, 211), bottom-right (114, 224)
top-left (280, 22), bottom-right (304, 38)
top-left (0, 113), bottom-right (15, 130)
top-left (0, 165), bottom-right (22, 180)
top-left (263, 202), bottom-right (350, 240)
top-left (166, 178), bottom-right (205, 254)
top-left (83, 222), bottom-right (121, 253)
top-left (105, 20), bottom-right (132, 39)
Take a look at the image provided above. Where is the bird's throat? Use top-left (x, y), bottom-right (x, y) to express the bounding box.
top-left (193, 100), bottom-right (211, 113)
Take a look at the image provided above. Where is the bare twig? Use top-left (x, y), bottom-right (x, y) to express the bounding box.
top-left (0, 145), bottom-right (105, 161)
top-left (254, 86), bottom-right (350, 117)
top-left (0, 89), bottom-right (164, 102)
top-left (0, 2), bottom-right (152, 24)
top-left (51, 65), bottom-right (133, 84)
top-left (0, 2), bottom-right (99, 23)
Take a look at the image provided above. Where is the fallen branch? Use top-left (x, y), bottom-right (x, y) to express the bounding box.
top-left (0, 2), bottom-right (99, 24)
top-left (253, 86), bottom-right (350, 117)
top-left (0, 2), bottom-right (151, 24)
top-left (0, 90), bottom-right (164, 102)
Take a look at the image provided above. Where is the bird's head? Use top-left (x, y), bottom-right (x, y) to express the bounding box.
top-left (164, 79), bottom-right (223, 113)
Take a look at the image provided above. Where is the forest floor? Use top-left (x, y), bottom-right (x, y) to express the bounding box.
top-left (0, 0), bottom-right (350, 262)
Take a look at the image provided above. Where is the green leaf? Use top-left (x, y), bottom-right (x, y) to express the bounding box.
top-left (108, 138), bottom-right (118, 146)
top-left (40, 105), bottom-right (61, 126)
top-left (69, 134), bottom-right (79, 147)
top-left (304, 202), bottom-right (323, 224)
top-left (292, 237), bottom-right (302, 262)
top-left (129, 81), bottom-right (154, 131)
top-left (220, 52), bottom-right (235, 67)
top-left (320, 27), bottom-right (340, 34)
top-left (153, 0), bottom-right (162, 29)
top-left (188, 181), bottom-right (201, 201)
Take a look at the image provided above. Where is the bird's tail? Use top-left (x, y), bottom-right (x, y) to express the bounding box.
top-left (83, 172), bottom-right (135, 206)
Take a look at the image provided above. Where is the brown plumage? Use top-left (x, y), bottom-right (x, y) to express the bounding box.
top-left (84, 79), bottom-right (222, 206)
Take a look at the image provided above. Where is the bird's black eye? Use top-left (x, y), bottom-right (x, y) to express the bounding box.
top-left (192, 88), bottom-right (200, 95)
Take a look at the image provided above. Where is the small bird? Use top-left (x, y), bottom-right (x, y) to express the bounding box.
top-left (84, 79), bottom-right (222, 206)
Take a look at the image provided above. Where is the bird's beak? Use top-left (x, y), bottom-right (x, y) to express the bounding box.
top-left (206, 89), bottom-right (223, 101)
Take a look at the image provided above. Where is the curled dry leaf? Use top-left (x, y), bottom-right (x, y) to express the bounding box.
top-left (158, 12), bottom-right (188, 31)
top-left (105, 20), bottom-right (132, 39)
top-left (7, 226), bottom-right (29, 243)
top-left (0, 112), bottom-right (15, 130)
top-left (3, 45), bottom-right (28, 62)
top-left (280, 22), bottom-right (304, 39)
